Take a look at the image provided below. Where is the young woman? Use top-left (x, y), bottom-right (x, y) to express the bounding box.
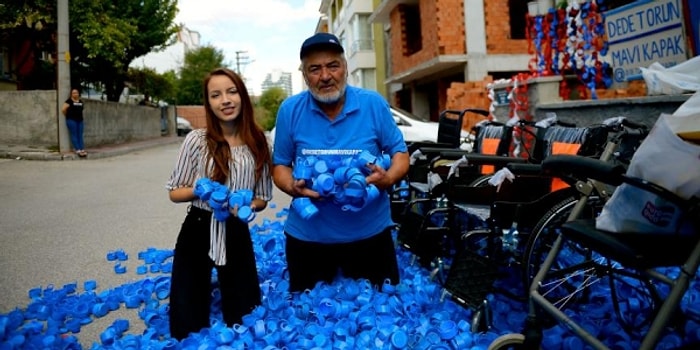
top-left (61, 88), bottom-right (86, 157)
top-left (165, 67), bottom-right (273, 340)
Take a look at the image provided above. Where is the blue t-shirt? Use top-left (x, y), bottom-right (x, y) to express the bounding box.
top-left (273, 86), bottom-right (408, 243)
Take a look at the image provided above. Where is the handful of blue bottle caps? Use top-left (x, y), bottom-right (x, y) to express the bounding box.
top-left (291, 150), bottom-right (392, 219)
top-left (193, 178), bottom-right (256, 222)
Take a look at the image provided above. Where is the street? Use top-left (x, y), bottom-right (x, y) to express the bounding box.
top-left (0, 142), bottom-right (291, 347)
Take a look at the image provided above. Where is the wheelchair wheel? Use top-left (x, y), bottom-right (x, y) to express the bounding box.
top-left (469, 174), bottom-right (493, 187)
top-left (521, 195), bottom-right (602, 291)
top-left (488, 333), bottom-right (528, 350)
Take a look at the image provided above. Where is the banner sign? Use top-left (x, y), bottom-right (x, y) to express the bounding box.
top-left (605, 0), bottom-right (688, 85)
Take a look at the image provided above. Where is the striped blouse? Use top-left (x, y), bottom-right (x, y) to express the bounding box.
top-left (166, 129), bottom-right (273, 265)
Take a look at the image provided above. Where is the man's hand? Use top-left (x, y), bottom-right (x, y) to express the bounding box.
top-left (365, 163), bottom-right (393, 191)
top-left (291, 179), bottom-right (321, 199)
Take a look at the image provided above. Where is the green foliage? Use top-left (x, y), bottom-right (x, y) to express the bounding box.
top-left (127, 67), bottom-right (174, 104)
top-left (0, 0), bottom-right (57, 87)
top-left (68, 0), bottom-right (179, 101)
top-left (0, 1), bottom-right (56, 31)
top-left (161, 70), bottom-right (179, 104)
top-left (258, 86), bottom-right (287, 129)
top-left (254, 104), bottom-right (275, 131)
top-left (176, 46), bottom-right (226, 105)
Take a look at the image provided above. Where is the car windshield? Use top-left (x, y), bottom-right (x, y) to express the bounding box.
top-left (393, 107), bottom-right (431, 123)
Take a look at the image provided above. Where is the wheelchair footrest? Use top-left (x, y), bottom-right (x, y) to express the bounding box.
top-left (442, 248), bottom-right (500, 309)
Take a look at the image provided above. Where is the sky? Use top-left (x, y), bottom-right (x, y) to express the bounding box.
top-left (133, 0), bottom-right (322, 96)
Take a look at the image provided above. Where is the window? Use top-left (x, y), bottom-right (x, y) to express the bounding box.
top-left (362, 68), bottom-right (376, 91)
top-left (352, 14), bottom-right (373, 53)
top-left (509, 0), bottom-right (527, 39)
top-left (352, 68), bottom-right (376, 91)
top-left (401, 4), bottom-right (422, 55)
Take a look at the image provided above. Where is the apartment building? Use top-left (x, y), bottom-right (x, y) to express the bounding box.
top-left (370, 0), bottom-right (531, 124)
top-left (318, 0), bottom-right (388, 97)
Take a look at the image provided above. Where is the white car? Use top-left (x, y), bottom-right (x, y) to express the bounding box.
top-left (267, 107), bottom-right (470, 149)
top-left (177, 116), bottom-right (193, 136)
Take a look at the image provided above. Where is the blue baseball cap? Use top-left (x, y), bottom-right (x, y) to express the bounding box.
top-left (300, 32), bottom-right (344, 59)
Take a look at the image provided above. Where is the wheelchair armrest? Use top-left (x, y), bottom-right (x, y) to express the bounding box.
top-left (455, 153), bottom-right (529, 167)
top-left (418, 146), bottom-right (460, 156)
top-left (507, 163), bottom-right (543, 176)
top-left (409, 142), bottom-right (454, 154)
top-left (543, 155), bottom-right (698, 211)
top-left (541, 155), bottom-right (626, 185)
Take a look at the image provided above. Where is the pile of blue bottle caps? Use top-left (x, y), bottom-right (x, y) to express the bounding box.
top-left (2, 206), bottom-right (699, 349)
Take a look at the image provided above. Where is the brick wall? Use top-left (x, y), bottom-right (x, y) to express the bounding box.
top-left (390, 0), bottom-right (466, 76)
top-left (387, 0), bottom-right (528, 129)
top-left (445, 77), bottom-right (493, 130)
top-left (176, 106), bottom-right (206, 129)
top-left (389, 0), bottom-right (528, 76)
top-left (484, 1), bottom-right (529, 54)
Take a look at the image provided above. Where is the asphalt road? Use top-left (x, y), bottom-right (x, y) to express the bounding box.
top-left (0, 142), bottom-right (291, 347)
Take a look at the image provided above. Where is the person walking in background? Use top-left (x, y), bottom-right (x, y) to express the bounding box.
top-left (272, 32), bottom-right (410, 292)
top-left (165, 67), bottom-right (273, 340)
top-left (61, 88), bottom-right (86, 157)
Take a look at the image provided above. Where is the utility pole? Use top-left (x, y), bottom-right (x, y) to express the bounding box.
top-left (57, 0), bottom-right (71, 153)
top-left (234, 50), bottom-right (250, 76)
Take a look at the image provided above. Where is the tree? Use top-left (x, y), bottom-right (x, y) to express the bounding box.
top-left (68, 0), bottom-right (179, 101)
top-left (0, 0), bottom-right (178, 96)
top-left (0, 0), bottom-right (58, 89)
top-left (127, 67), bottom-right (174, 104)
top-left (258, 86), bottom-right (287, 129)
top-left (176, 46), bottom-right (226, 105)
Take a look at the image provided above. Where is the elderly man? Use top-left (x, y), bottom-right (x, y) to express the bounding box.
top-left (272, 32), bottom-right (410, 292)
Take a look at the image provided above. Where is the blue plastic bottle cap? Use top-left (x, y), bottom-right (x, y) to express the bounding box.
top-left (228, 193), bottom-right (243, 208)
top-left (315, 174), bottom-right (335, 195)
top-left (293, 198), bottom-right (319, 219)
top-left (563, 335), bottom-right (584, 350)
top-left (100, 327), bottom-right (117, 345)
top-left (366, 184), bottom-right (380, 202)
top-left (344, 179), bottom-right (366, 198)
top-left (314, 160), bottom-right (329, 175)
top-left (238, 206), bottom-right (255, 222)
top-left (334, 166), bottom-right (349, 184)
top-left (391, 330), bottom-right (408, 348)
top-left (106, 251), bottom-right (117, 261)
top-left (114, 263), bottom-right (127, 274)
top-left (357, 150), bottom-right (377, 166)
top-left (211, 190), bottom-right (228, 205)
top-left (294, 164), bottom-right (313, 181)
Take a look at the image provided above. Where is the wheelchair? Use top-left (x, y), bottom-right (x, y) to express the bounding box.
top-left (433, 118), bottom-right (648, 330)
top-left (489, 154), bottom-right (700, 350)
top-left (390, 108), bottom-right (490, 225)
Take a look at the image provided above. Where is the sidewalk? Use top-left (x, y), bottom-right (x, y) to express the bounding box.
top-left (0, 136), bottom-right (183, 161)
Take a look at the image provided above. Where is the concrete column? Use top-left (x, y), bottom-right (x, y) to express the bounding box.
top-left (56, 0), bottom-right (71, 152)
top-left (464, 0), bottom-right (488, 81)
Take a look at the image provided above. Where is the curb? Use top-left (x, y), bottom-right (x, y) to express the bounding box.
top-left (0, 136), bottom-right (183, 161)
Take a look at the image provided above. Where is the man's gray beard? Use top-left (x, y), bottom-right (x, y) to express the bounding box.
top-left (310, 83), bottom-right (346, 104)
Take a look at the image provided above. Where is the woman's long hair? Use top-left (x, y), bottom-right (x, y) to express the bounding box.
top-left (202, 68), bottom-right (271, 183)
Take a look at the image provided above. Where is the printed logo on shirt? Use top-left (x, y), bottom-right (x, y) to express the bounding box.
top-left (302, 148), bottom-right (362, 156)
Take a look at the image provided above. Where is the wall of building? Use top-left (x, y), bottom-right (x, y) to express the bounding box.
top-left (0, 90), bottom-right (172, 148)
top-left (388, 0), bottom-right (466, 76)
top-left (484, 1), bottom-right (528, 54)
top-left (176, 106), bottom-right (206, 129)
